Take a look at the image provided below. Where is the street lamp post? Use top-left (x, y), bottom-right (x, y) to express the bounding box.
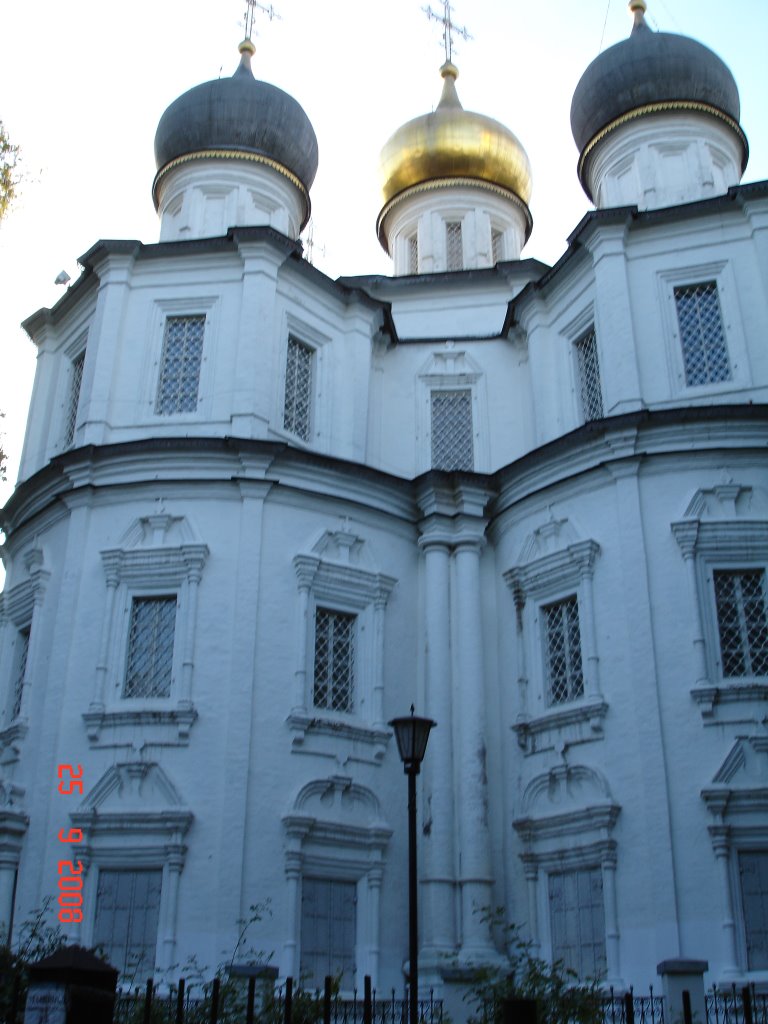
top-left (388, 706), bottom-right (436, 1024)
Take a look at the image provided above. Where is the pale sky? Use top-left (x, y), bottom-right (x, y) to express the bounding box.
top-left (1, 0), bottom-right (766, 513)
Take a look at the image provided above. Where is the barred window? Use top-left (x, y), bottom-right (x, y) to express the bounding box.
top-left (740, 851), bottom-right (768, 971)
top-left (408, 234), bottom-right (419, 274)
top-left (93, 869), bottom-right (162, 981)
top-left (549, 868), bottom-right (607, 979)
top-left (674, 282), bottom-right (731, 386)
top-left (714, 570), bottom-right (768, 677)
top-left (575, 328), bottom-right (603, 421)
top-left (155, 315), bottom-right (205, 414)
top-left (431, 389), bottom-right (473, 471)
top-left (313, 608), bottom-right (355, 713)
top-left (543, 595), bottom-right (584, 704)
top-left (284, 336), bottom-right (313, 442)
top-left (123, 596), bottom-right (177, 699)
top-left (64, 350), bottom-right (85, 448)
top-left (446, 221), bottom-right (463, 271)
top-left (300, 878), bottom-right (356, 990)
top-left (491, 229), bottom-right (504, 265)
top-left (10, 627), bottom-right (30, 721)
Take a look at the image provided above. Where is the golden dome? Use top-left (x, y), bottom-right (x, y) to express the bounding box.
top-left (378, 62), bottom-right (533, 212)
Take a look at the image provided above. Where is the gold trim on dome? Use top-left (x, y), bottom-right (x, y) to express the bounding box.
top-left (376, 176), bottom-right (533, 253)
top-left (578, 101), bottom-right (749, 195)
top-left (153, 149), bottom-right (311, 227)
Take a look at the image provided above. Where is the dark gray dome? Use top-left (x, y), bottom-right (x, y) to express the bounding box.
top-left (570, 18), bottom-right (741, 153)
top-left (154, 50), bottom-right (319, 193)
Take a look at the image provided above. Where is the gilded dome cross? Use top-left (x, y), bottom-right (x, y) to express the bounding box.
top-left (422, 1), bottom-right (472, 63)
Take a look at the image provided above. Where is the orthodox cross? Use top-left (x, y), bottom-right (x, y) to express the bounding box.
top-left (243, 0), bottom-right (281, 40)
top-left (422, 1), bottom-right (472, 63)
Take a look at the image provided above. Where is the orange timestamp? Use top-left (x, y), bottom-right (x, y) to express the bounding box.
top-left (56, 764), bottom-right (84, 924)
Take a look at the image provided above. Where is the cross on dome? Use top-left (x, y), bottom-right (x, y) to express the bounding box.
top-left (243, 0), bottom-right (281, 41)
top-left (422, 1), bottom-right (472, 64)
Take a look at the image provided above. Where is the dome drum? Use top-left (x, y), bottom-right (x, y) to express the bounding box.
top-left (153, 42), bottom-right (318, 240)
top-left (570, 2), bottom-right (747, 209)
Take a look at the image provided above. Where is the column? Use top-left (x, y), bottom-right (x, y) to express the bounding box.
top-left (418, 536), bottom-right (456, 963)
top-left (710, 828), bottom-right (739, 976)
top-left (159, 846), bottom-right (185, 974)
top-left (671, 523), bottom-right (709, 688)
top-left (179, 557), bottom-right (205, 709)
top-left (283, 849), bottom-right (303, 981)
top-left (453, 536), bottom-right (497, 962)
top-left (291, 578), bottom-right (312, 714)
top-left (522, 858), bottom-right (540, 957)
top-left (367, 865), bottom-right (383, 986)
top-left (580, 567), bottom-right (602, 700)
top-left (372, 598), bottom-right (387, 729)
top-left (602, 849), bottom-right (623, 988)
top-left (0, 857), bottom-right (17, 943)
top-left (92, 561), bottom-right (120, 711)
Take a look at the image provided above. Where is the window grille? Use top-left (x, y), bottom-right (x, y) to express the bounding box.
top-left (408, 234), bottom-right (419, 274)
top-left (123, 596), bottom-right (176, 699)
top-left (543, 595), bottom-right (584, 704)
top-left (674, 282), bottom-right (731, 386)
top-left (284, 336), bottom-right (313, 442)
top-left (64, 350), bottom-right (85, 448)
top-left (714, 570), bottom-right (768, 677)
top-left (155, 315), bottom-right (205, 414)
top-left (739, 851), bottom-right (768, 970)
top-left (93, 869), bottom-right (162, 980)
top-left (11, 628), bottom-right (30, 721)
top-left (575, 328), bottom-right (603, 421)
top-left (549, 867), bottom-right (607, 979)
top-left (446, 221), bottom-right (463, 271)
top-left (313, 608), bottom-right (355, 713)
top-left (300, 878), bottom-right (356, 990)
top-left (431, 389), bottom-right (473, 471)
top-left (491, 229), bottom-right (504, 264)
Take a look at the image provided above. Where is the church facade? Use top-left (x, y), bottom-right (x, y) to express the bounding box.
top-left (1, 0), bottom-right (767, 1001)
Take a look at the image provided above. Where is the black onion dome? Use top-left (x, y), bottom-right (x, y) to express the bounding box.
top-left (153, 46), bottom-right (319, 197)
top-left (570, 11), bottom-right (742, 154)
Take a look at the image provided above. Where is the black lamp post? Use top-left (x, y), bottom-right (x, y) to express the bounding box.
top-left (388, 706), bottom-right (436, 1024)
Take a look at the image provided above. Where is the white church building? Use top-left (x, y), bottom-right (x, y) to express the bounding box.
top-left (1, 0), bottom-right (767, 1001)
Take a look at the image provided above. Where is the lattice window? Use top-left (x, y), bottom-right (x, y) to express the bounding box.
top-left (313, 608), bottom-right (355, 713)
top-left (491, 229), bottom-right (504, 265)
top-left (543, 595), bottom-right (584, 704)
top-left (10, 627), bottom-right (30, 721)
top-left (284, 336), bottom-right (313, 442)
top-left (549, 867), bottom-right (607, 979)
top-left (431, 389), bottom-right (473, 471)
top-left (740, 851), bottom-right (768, 971)
top-left (93, 869), bottom-right (162, 980)
top-left (575, 328), bottom-right (603, 421)
top-left (408, 234), bottom-right (419, 274)
top-left (446, 221), bottom-right (463, 271)
top-left (155, 315), bottom-right (205, 414)
top-left (300, 878), bottom-right (356, 990)
top-left (64, 350), bottom-right (85, 448)
top-left (714, 570), bottom-right (768, 677)
top-left (674, 282), bottom-right (731, 386)
top-left (123, 597), bottom-right (176, 699)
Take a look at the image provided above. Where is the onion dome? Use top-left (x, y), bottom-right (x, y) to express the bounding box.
top-left (153, 40), bottom-right (318, 227)
top-left (571, 0), bottom-right (747, 192)
top-left (377, 62), bottom-right (532, 248)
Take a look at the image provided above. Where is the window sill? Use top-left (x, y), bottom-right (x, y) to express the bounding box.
top-left (287, 711), bottom-right (391, 764)
top-left (513, 697), bottom-right (608, 755)
top-left (691, 680), bottom-right (768, 720)
top-left (83, 705), bottom-right (198, 745)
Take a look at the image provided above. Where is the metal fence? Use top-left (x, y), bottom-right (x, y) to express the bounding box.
top-left (602, 988), bottom-right (665, 1024)
top-left (706, 986), bottom-right (768, 1024)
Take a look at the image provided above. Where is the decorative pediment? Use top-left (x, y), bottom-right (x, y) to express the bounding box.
top-left (81, 762), bottom-right (187, 814)
top-left (681, 482), bottom-right (767, 521)
top-left (293, 525), bottom-right (396, 605)
top-left (521, 764), bottom-right (613, 818)
top-left (702, 737), bottom-right (768, 826)
top-left (101, 512), bottom-right (208, 584)
top-left (417, 344), bottom-right (483, 383)
top-left (283, 776), bottom-right (392, 849)
top-left (517, 516), bottom-right (581, 566)
top-left (712, 736), bottom-right (768, 786)
top-left (505, 527), bottom-right (600, 601)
